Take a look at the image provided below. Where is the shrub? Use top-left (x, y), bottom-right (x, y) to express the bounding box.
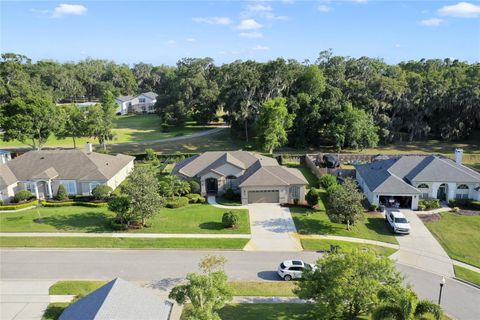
top-left (188, 180), bottom-right (201, 194)
top-left (0, 200), bottom-right (3, 206)
top-left (222, 211), bottom-right (239, 228)
top-left (14, 190), bottom-right (34, 203)
top-left (185, 193), bottom-right (205, 204)
top-left (369, 204), bottom-right (379, 211)
top-left (41, 201), bottom-right (107, 208)
top-left (56, 185), bottom-right (69, 201)
top-left (306, 188), bottom-right (320, 207)
top-left (224, 188), bottom-right (238, 201)
top-left (448, 199), bottom-right (480, 210)
top-left (160, 123), bottom-right (169, 132)
top-left (419, 198), bottom-right (440, 210)
top-left (0, 199), bottom-right (37, 210)
top-left (92, 185), bottom-right (113, 200)
top-left (165, 196), bottom-right (189, 208)
top-left (417, 203), bottom-right (426, 211)
top-left (451, 207), bottom-right (460, 214)
top-left (319, 174), bottom-right (338, 190)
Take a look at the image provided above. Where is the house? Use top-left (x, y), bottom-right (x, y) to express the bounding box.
top-left (0, 150), bottom-right (12, 164)
top-left (59, 278), bottom-right (173, 320)
top-left (173, 151), bottom-right (308, 205)
top-left (0, 144), bottom-right (134, 203)
top-left (355, 149), bottom-right (480, 210)
top-left (115, 92), bottom-right (158, 115)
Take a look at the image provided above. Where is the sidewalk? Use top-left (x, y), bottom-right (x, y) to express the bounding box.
top-left (0, 232), bottom-right (250, 239)
top-left (207, 196), bottom-right (248, 209)
top-left (299, 234), bottom-right (400, 249)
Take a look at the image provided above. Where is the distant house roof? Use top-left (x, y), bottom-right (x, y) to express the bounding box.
top-left (116, 95), bottom-right (134, 102)
top-left (2, 150), bottom-right (134, 182)
top-left (141, 91), bottom-right (158, 100)
top-left (355, 155), bottom-right (480, 194)
top-left (59, 278), bottom-right (172, 320)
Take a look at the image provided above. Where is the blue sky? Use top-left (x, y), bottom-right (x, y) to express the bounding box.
top-left (1, 1), bottom-right (479, 65)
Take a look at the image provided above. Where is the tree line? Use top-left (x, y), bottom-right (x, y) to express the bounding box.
top-left (1, 51), bottom-right (478, 152)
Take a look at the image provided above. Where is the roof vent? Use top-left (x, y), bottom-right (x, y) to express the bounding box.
top-left (40, 157), bottom-right (45, 160)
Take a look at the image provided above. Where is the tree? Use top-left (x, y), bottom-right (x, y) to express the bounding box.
top-left (319, 174), bottom-right (337, 189)
top-left (87, 90), bottom-right (117, 150)
top-left (372, 286), bottom-right (443, 320)
top-left (305, 188), bottom-right (321, 207)
top-left (56, 185), bottom-right (69, 201)
top-left (295, 249), bottom-right (403, 320)
top-left (256, 97), bottom-right (294, 153)
top-left (327, 178), bottom-right (364, 229)
top-left (55, 104), bottom-right (90, 149)
top-left (169, 255), bottom-right (233, 320)
top-left (121, 166), bottom-right (163, 226)
top-left (158, 175), bottom-right (190, 198)
top-left (222, 211), bottom-right (239, 228)
top-left (108, 196), bottom-right (135, 226)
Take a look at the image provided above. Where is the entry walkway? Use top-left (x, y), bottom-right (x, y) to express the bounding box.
top-left (244, 204), bottom-right (302, 252)
top-left (207, 196), bottom-right (248, 209)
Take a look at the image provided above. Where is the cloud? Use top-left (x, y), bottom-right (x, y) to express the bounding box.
top-left (395, 44), bottom-right (401, 48)
top-left (438, 2), bottom-right (480, 18)
top-left (239, 32), bottom-right (263, 38)
top-left (420, 18), bottom-right (444, 26)
top-left (318, 5), bottom-right (332, 12)
top-left (52, 4), bottom-right (87, 18)
top-left (252, 45), bottom-right (269, 51)
top-left (164, 40), bottom-right (177, 47)
top-left (192, 17), bottom-right (232, 25)
top-left (237, 19), bottom-right (263, 30)
top-left (241, 2), bottom-right (288, 20)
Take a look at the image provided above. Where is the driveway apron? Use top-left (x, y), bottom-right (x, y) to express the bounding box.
top-left (244, 204), bottom-right (302, 252)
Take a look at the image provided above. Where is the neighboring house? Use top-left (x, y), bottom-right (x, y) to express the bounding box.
top-left (173, 151), bottom-right (308, 205)
top-left (0, 150), bottom-right (12, 164)
top-left (115, 92), bottom-right (158, 115)
top-left (355, 149), bottom-right (480, 210)
top-left (59, 278), bottom-right (173, 320)
top-left (0, 144), bottom-right (134, 203)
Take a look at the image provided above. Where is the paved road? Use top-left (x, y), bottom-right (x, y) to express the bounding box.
top-left (1, 249), bottom-right (479, 319)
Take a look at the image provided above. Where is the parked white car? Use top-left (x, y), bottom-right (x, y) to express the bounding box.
top-left (277, 260), bottom-right (316, 280)
top-left (386, 210), bottom-right (411, 234)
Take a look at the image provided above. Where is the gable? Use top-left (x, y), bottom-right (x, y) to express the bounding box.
top-left (214, 163), bottom-right (244, 177)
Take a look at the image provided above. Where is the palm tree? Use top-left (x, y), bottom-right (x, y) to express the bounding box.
top-left (372, 287), bottom-right (443, 320)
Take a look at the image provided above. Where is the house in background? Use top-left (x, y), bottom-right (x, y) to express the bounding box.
top-left (0, 144), bottom-right (134, 203)
top-left (355, 149), bottom-right (480, 210)
top-left (0, 150), bottom-right (12, 164)
top-left (115, 92), bottom-right (158, 115)
top-left (59, 278), bottom-right (173, 320)
top-left (173, 151), bottom-right (308, 205)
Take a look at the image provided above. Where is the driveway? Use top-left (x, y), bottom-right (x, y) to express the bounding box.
top-left (390, 209), bottom-right (455, 277)
top-left (244, 204), bottom-right (302, 252)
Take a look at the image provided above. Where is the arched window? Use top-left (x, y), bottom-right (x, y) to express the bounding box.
top-left (456, 184), bottom-right (469, 199)
top-left (457, 184), bottom-right (469, 189)
top-left (417, 184), bottom-right (429, 199)
top-left (417, 184), bottom-right (429, 189)
top-left (225, 175), bottom-right (238, 190)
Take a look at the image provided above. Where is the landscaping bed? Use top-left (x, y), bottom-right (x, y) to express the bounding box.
top-left (300, 239), bottom-right (397, 256)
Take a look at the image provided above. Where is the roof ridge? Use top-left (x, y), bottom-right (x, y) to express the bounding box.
top-left (262, 166), bottom-right (291, 185)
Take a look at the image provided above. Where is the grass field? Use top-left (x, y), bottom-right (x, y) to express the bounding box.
top-left (230, 281), bottom-right (297, 297)
top-left (216, 195), bottom-right (243, 206)
top-left (300, 239), bottom-right (397, 256)
top-left (49, 280), bottom-right (107, 296)
top-left (42, 303), bottom-right (69, 320)
top-left (454, 265), bottom-right (480, 286)
top-left (0, 204), bottom-right (250, 234)
top-left (423, 212), bottom-right (480, 268)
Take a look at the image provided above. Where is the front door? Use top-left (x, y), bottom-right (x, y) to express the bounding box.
top-left (206, 178), bottom-right (218, 194)
top-left (437, 184), bottom-right (447, 201)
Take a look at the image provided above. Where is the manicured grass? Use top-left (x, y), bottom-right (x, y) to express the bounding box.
top-left (0, 204), bottom-right (250, 234)
top-left (454, 265), bottom-right (480, 286)
top-left (300, 239), bottom-right (397, 256)
top-left (423, 212), bottom-right (480, 268)
top-left (0, 237), bottom-right (249, 249)
top-left (230, 281), bottom-right (296, 297)
top-left (49, 280), bottom-right (107, 296)
top-left (42, 303), bottom-right (69, 320)
top-left (216, 195), bottom-right (243, 206)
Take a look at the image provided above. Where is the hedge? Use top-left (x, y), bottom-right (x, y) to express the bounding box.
top-left (0, 200), bottom-right (38, 211)
top-left (165, 196), bottom-right (189, 208)
top-left (448, 199), bottom-right (480, 211)
top-left (41, 201), bottom-right (108, 208)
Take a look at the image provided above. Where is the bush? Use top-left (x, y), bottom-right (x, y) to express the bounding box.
top-left (419, 198), bottom-right (440, 210)
top-left (451, 207), bottom-right (460, 214)
top-left (56, 185), bottom-right (69, 201)
top-left (369, 204), bottom-right (379, 211)
top-left (165, 196), bottom-right (189, 208)
top-left (91, 185), bottom-right (113, 200)
top-left (319, 174), bottom-right (338, 189)
top-left (417, 203), bottom-right (426, 211)
top-left (14, 190), bottom-right (34, 203)
top-left (448, 199), bottom-right (480, 210)
top-left (0, 199), bottom-right (37, 210)
top-left (222, 211), bottom-right (239, 228)
top-left (224, 188), bottom-right (238, 201)
top-left (306, 188), bottom-right (320, 207)
top-left (41, 201), bottom-right (107, 208)
top-left (188, 180), bottom-right (201, 194)
top-left (185, 193), bottom-right (205, 204)
top-left (0, 200), bottom-right (3, 206)
top-left (160, 123), bottom-right (169, 132)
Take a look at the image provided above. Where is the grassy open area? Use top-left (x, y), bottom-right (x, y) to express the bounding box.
top-left (49, 280), bottom-right (107, 296)
top-left (0, 204), bottom-right (249, 234)
top-left (454, 265), bottom-right (480, 286)
top-left (0, 236), bottom-right (249, 249)
top-left (423, 212), bottom-right (480, 268)
top-left (230, 281), bottom-right (296, 297)
top-left (42, 303), bottom-right (69, 320)
top-left (301, 239), bottom-right (397, 256)
top-left (216, 195), bottom-right (243, 206)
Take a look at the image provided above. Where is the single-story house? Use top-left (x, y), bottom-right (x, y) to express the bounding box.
top-left (115, 91), bottom-right (158, 115)
top-left (59, 278), bottom-right (173, 320)
top-left (173, 151), bottom-right (308, 205)
top-left (355, 149), bottom-right (480, 210)
top-left (0, 145), bottom-right (134, 203)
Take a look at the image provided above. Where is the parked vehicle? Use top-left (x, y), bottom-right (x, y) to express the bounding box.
top-left (386, 210), bottom-right (411, 234)
top-left (277, 260), bottom-right (316, 280)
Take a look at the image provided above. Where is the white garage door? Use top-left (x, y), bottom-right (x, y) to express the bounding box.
top-left (248, 190), bottom-right (280, 204)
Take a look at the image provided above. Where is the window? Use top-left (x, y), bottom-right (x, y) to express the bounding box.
top-left (417, 184), bottom-right (429, 189)
top-left (25, 182), bottom-right (36, 194)
top-left (225, 175), bottom-right (238, 189)
top-left (290, 186), bottom-right (300, 199)
top-left (139, 97), bottom-right (146, 103)
top-left (456, 184), bottom-right (469, 199)
top-left (417, 184), bottom-right (429, 199)
top-left (60, 181), bottom-right (77, 195)
top-left (148, 105), bottom-right (154, 111)
top-left (288, 267), bottom-right (302, 271)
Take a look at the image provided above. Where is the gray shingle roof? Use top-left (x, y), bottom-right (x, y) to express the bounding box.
top-left (0, 164), bottom-right (18, 188)
top-left (116, 95), bottom-right (134, 102)
top-left (59, 278), bottom-right (172, 320)
top-left (141, 91), bottom-right (158, 100)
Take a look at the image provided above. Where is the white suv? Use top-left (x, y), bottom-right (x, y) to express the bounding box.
top-left (386, 210), bottom-right (411, 234)
top-left (277, 260), bottom-right (316, 280)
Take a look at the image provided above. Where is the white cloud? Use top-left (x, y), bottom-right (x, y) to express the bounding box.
top-left (164, 40), bottom-right (177, 47)
top-left (186, 38), bottom-right (196, 42)
top-left (241, 2), bottom-right (288, 20)
top-left (52, 4), bottom-right (87, 18)
top-left (438, 2), bottom-right (480, 18)
top-left (420, 18), bottom-right (444, 26)
top-left (318, 5), bottom-right (332, 12)
top-left (192, 17), bottom-right (232, 25)
top-left (237, 19), bottom-right (263, 30)
top-left (247, 4), bottom-right (272, 13)
top-left (252, 45), bottom-right (269, 51)
top-left (239, 32), bottom-right (263, 38)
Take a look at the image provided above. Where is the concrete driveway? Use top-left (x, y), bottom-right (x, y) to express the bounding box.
top-left (390, 209), bottom-right (454, 277)
top-left (244, 204), bottom-right (302, 252)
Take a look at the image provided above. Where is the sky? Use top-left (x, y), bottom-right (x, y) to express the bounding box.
top-left (1, 0), bottom-right (479, 66)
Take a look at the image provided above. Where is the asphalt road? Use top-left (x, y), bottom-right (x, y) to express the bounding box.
top-left (1, 249), bottom-right (479, 319)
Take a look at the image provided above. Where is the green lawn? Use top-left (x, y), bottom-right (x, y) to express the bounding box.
top-left (216, 196), bottom-right (243, 206)
top-left (0, 237), bottom-right (249, 249)
top-left (301, 239), bottom-right (397, 256)
top-left (423, 212), bottom-right (480, 268)
top-left (42, 303), bottom-right (69, 320)
top-left (49, 280), bottom-right (107, 296)
top-left (454, 265), bottom-right (480, 286)
top-left (0, 204), bottom-right (250, 234)
top-left (230, 281), bottom-right (296, 297)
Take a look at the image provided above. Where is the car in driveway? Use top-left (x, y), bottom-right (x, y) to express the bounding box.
top-left (386, 210), bottom-right (411, 234)
top-left (277, 260), bottom-right (316, 280)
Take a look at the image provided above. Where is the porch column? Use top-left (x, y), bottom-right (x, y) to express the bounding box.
top-left (34, 182), bottom-right (39, 199)
top-left (200, 178), bottom-right (206, 196)
top-left (47, 180), bottom-right (53, 199)
top-left (447, 183), bottom-right (456, 201)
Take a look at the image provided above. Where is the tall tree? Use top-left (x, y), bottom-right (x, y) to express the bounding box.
top-left (327, 177), bottom-right (365, 229)
top-left (55, 104), bottom-right (90, 148)
top-left (87, 90), bottom-right (117, 150)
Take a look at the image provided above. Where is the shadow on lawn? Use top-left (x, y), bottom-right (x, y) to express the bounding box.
top-left (292, 217), bottom-right (335, 235)
top-left (41, 212), bottom-right (113, 233)
top-left (364, 216), bottom-right (393, 236)
top-left (199, 221), bottom-right (224, 230)
top-left (218, 303), bottom-right (317, 320)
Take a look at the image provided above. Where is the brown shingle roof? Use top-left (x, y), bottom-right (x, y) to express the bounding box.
top-left (0, 164), bottom-right (18, 188)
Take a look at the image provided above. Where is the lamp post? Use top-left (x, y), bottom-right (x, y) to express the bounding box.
top-left (438, 277), bottom-right (446, 305)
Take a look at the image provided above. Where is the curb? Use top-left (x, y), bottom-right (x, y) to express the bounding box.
top-left (453, 277), bottom-right (480, 290)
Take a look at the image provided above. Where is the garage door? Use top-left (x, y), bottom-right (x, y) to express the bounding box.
top-left (248, 190), bottom-right (279, 204)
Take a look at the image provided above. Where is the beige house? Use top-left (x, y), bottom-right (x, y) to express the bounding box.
top-left (173, 151), bottom-right (308, 205)
top-left (115, 92), bottom-right (158, 115)
top-left (0, 147), bottom-right (134, 203)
